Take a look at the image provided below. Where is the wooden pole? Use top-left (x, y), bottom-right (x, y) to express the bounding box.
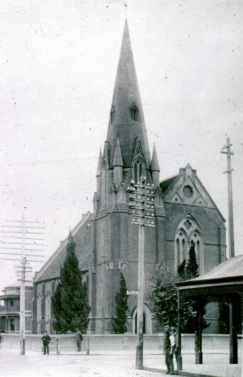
top-left (221, 137), bottom-right (235, 258)
top-left (229, 299), bottom-right (238, 364)
top-left (136, 222), bottom-right (144, 369)
top-left (127, 178), bottom-right (155, 371)
top-left (198, 306), bottom-right (203, 364)
top-left (177, 291), bottom-right (183, 370)
top-left (20, 215), bottom-right (26, 355)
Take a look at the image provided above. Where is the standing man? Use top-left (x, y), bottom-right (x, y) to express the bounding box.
top-left (170, 327), bottom-right (178, 365)
top-left (75, 328), bottom-right (83, 352)
top-left (163, 325), bottom-right (173, 374)
top-left (42, 330), bottom-right (51, 355)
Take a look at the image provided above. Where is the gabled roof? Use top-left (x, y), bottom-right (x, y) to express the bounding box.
top-left (34, 212), bottom-right (92, 283)
top-left (160, 164), bottom-right (225, 221)
top-left (160, 175), bottom-right (178, 195)
top-left (106, 19), bottom-right (150, 168)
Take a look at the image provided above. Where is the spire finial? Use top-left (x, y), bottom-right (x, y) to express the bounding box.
top-left (124, 2), bottom-right (127, 18)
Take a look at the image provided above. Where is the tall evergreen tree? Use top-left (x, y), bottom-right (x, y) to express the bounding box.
top-left (150, 257), bottom-right (210, 333)
top-left (186, 241), bottom-right (199, 279)
top-left (52, 231), bottom-right (91, 333)
top-left (150, 268), bottom-right (178, 328)
top-left (112, 273), bottom-right (129, 334)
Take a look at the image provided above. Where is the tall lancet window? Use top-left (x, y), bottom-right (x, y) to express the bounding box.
top-left (134, 160), bottom-right (143, 184)
top-left (130, 103), bottom-right (139, 121)
top-left (174, 214), bottom-right (203, 275)
top-left (110, 105), bottom-right (115, 124)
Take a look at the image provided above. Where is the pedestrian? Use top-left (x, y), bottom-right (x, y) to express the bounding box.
top-left (170, 326), bottom-right (178, 365)
top-left (75, 328), bottom-right (83, 352)
top-left (169, 327), bottom-right (178, 374)
top-left (163, 325), bottom-right (173, 374)
top-left (42, 330), bottom-right (51, 355)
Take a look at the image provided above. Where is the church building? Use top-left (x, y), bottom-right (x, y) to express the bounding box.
top-left (32, 20), bottom-right (226, 334)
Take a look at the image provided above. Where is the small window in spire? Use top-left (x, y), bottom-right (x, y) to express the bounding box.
top-left (130, 103), bottom-right (139, 121)
top-left (110, 105), bottom-right (115, 124)
top-left (134, 160), bottom-right (143, 183)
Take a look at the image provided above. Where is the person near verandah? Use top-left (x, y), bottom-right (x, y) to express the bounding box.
top-left (163, 325), bottom-right (174, 374)
top-left (169, 327), bottom-right (178, 374)
top-left (170, 327), bottom-right (178, 366)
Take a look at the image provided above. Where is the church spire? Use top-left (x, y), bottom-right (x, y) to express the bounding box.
top-left (151, 144), bottom-right (160, 187)
top-left (151, 144), bottom-right (160, 172)
top-left (113, 137), bottom-right (123, 188)
top-left (96, 149), bottom-right (103, 177)
top-left (112, 137), bottom-right (123, 167)
top-left (106, 20), bottom-right (151, 168)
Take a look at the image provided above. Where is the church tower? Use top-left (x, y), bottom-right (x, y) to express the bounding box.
top-left (91, 20), bottom-right (166, 334)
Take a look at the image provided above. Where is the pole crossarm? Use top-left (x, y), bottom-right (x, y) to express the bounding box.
top-left (127, 178), bottom-right (155, 228)
top-left (0, 216), bottom-right (45, 355)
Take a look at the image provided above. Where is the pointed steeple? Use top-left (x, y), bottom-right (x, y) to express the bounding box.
top-left (106, 20), bottom-right (150, 168)
top-left (112, 137), bottom-right (123, 167)
top-left (151, 144), bottom-right (160, 172)
top-left (96, 150), bottom-right (103, 177)
top-left (151, 144), bottom-right (160, 187)
top-left (113, 137), bottom-right (123, 188)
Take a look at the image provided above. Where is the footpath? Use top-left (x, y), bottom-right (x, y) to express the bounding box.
top-left (0, 348), bottom-right (242, 377)
top-left (144, 351), bottom-right (242, 377)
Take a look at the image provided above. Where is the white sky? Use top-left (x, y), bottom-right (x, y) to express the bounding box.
top-left (0, 0), bottom-right (242, 293)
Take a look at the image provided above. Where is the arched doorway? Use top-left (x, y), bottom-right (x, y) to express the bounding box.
top-left (134, 312), bottom-right (146, 334)
top-left (132, 305), bottom-right (153, 334)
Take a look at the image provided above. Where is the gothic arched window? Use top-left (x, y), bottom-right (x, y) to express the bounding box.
top-left (45, 294), bottom-right (51, 320)
top-left (134, 161), bottom-right (143, 183)
top-left (174, 215), bottom-right (203, 275)
top-left (110, 105), bottom-right (115, 123)
top-left (37, 295), bottom-right (42, 322)
top-left (130, 103), bottom-right (139, 121)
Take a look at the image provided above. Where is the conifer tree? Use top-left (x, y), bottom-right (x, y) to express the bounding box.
top-left (186, 241), bottom-right (199, 279)
top-left (150, 257), bottom-right (210, 333)
top-left (150, 271), bottom-right (178, 328)
top-left (52, 232), bottom-right (91, 333)
top-left (112, 273), bottom-right (129, 334)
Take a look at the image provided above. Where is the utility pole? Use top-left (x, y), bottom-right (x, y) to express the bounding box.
top-left (20, 215), bottom-right (26, 355)
top-left (221, 137), bottom-right (235, 258)
top-left (0, 216), bottom-right (44, 355)
top-left (127, 177), bottom-right (155, 370)
top-left (101, 253), bottom-right (107, 334)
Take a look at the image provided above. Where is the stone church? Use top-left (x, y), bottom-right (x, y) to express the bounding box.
top-left (32, 20), bottom-right (226, 334)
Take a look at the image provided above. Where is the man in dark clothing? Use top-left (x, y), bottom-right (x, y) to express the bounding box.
top-left (75, 328), bottom-right (83, 352)
top-left (42, 331), bottom-right (51, 355)
top-left (163, 325), bottom-right (173, 375)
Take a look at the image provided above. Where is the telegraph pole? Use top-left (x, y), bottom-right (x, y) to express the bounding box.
top-left (0, 216), bottom-right (44, 355)
top-left (221, 137), bottom-right (235, 258)
top-left (20, 215), bottom-right (26, 355)
top-left (127, 177), bottom-right (155, 370)
top-left (101, 253), bottom-right (107, 334)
